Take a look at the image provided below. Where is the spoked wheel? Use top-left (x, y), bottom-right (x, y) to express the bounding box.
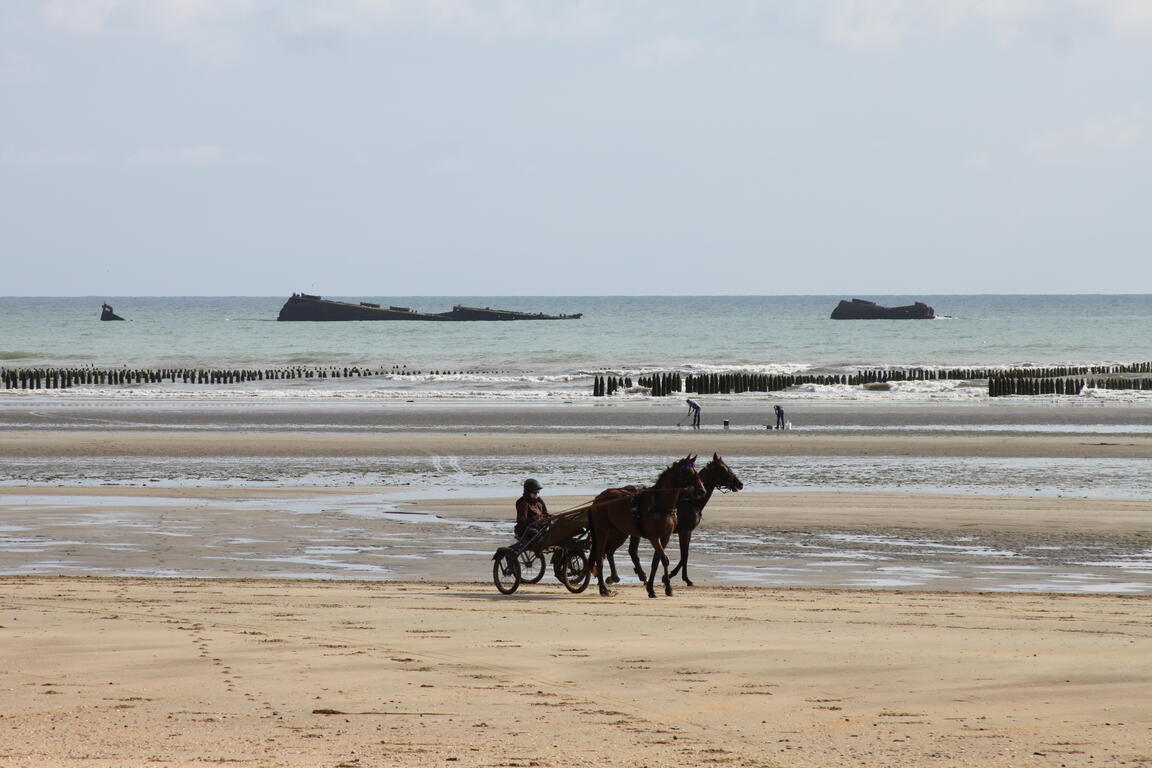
top-left (493, 550), bottom-right (521, 595)
top-left (557, 549), bottom-right (591, 594)
top-left (518, 549), bottom-right (546, 584)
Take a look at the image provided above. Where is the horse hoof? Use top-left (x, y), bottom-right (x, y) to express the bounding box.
top-left (684, 579), bottom-right (694, 587)
top-left (665, 586), bottom-right (673, 597)
top-left (647, 590), bottom-right (656, 599)
top-left (606, 576), bottom-right (620, 584)
top-left (599, 588), bottom-right (614, 597)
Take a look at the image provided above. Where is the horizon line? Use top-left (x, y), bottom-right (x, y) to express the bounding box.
top-left (5, 292), bottom-right (1152, 299)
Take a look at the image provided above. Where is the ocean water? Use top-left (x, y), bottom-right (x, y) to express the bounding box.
top-left (3, 294), bottom-right (1152, 402)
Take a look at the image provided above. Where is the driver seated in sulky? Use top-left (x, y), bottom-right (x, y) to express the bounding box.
top-left (514, 478), bottom-right (551, 544)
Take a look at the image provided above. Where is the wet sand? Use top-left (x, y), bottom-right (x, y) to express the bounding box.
top-left (5, 428), bottom-right (1152, 458)
top-left (2, 485), bottom-right (1150, 591)
top-left (3, 398), bottom-right (1151, 433)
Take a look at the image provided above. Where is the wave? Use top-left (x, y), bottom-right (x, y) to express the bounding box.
top-left (15, 380), bottom-right (1152, 404)
top-left (0, 351), bottom-right (99, 362)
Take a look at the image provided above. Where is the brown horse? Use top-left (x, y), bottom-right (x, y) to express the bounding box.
top-left (586, 454), bottom-right (705, 598)
top-left (625, 453), bottom-right (743, 586)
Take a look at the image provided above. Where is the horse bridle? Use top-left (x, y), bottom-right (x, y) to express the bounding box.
top-left (706, 461), bottom-right (740, 494)
top-left (715, 473), bottom-right (742, 493)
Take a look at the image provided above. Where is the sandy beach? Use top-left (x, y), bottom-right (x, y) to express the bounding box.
top-left (2, 407), bottom-right (1152, 766)
top-left (2, 577), bottom-right (1150, 768)
top-left (5, 427), bottom-right (1152, 459)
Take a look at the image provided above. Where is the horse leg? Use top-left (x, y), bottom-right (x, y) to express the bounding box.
top-left (668, 537), bottom-right (683, 579)
top-left (604, 529), bottom-right (627, 584)
top-left (646, 535), bottom-right (671, 598)
top-left (678, 528), bottom-right (694, 586)
top-left (645, 543), bottom-right (659, 598)
top-left (659, 534), bottom-right (674, 596)
top-left (588, 512), bottom-right (613, 597)
top-left (604, 551), bottom-right (619, 584)
top-left (667, 520), bottom-right (695, 584)
top-left (629, 535), bottom-right (646, 582)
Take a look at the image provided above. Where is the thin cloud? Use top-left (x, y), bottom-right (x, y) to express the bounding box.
top-left (37, 0), bottom-right (1152, 51)
top-left (803, 0), bottom-right (1152, 48)
top-left (824, 0), bottom-right (910, 48)
top-left (1080, 0), bottom-right (1152, 34)
top-left (42, 0), bottom-right (617, 40)
top-left (1025, 109), bottom-right (1151, 167)
top-left (43, 0), bottom-right (122, 35)
top-left (127, 145), bottom-right (260, 168)
top-left (0, 149), bottom-right (101, 169)
top-left (627, 36), bottom-right (703, 70)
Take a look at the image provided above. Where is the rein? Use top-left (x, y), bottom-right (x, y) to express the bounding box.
top-left (549, 491), bottom-right (646, 518)
top-left (543, 457), bottom-right (703, 518)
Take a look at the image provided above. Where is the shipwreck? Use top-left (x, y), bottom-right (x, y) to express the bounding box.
top-left (100, 303), bottom-right (125, 321)
top-left (276, 294), bottom-right (582, 322)
top-left (830, 298), bottom-right (935, 320)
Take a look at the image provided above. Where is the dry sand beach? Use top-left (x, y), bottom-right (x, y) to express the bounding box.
top-left (2, 406), bottom-right (1151, 766)
top-left (1, 579), bottom-right (1150, 768)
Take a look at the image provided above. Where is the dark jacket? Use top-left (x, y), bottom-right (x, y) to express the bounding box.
top-left (515, 494), bottom-right (549, 537)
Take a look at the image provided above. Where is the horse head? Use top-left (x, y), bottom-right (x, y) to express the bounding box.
top-left (706, 453), bottom-right (744, 492)
top-left (667, 453), bottom-right (706, 497)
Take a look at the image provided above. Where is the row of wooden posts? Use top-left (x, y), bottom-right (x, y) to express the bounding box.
top-left (988, 376), bottom-right (1152, 397)
top-left (0, 366), bottom-right (502, 390)
top-left (592, 375), bottom-right (634, 397)
top-left (6, 363), bottom-right (1152, 396)
top-left (593, 363), bottom-right (1152, 398)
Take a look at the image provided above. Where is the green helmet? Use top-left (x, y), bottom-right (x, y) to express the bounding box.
top-left (523, 478), bottom-right (542, 493)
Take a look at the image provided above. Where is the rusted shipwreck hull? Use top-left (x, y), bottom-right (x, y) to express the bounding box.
top-left (830, 298), bottom-right (935, 320)
top-left (276, 294), bottom-right (582, 321)
top-left (100, 303), bottom-right (125, 321)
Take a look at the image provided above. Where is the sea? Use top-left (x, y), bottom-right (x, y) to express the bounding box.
top-left (3, 294), bottom-right (1152, 590)
top-left (3, 294), bottom-right (1152, 403)
top-left (6, 292), bottom-right (1152, 495)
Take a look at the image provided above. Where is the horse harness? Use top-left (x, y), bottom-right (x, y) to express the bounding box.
top-left (630, 485), bottom-right (695, 539)
top-left (675, 487), bottom-right (709, 529)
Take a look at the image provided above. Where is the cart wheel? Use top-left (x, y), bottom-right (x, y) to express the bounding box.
top-left (493, 551), bottom-right (521, 595)
top-left (519, 549), bottom-right (546, 584)
top-left (551, 549), bottom-right (576, 582)
top-left (558, 550), bottom-right (591, 594)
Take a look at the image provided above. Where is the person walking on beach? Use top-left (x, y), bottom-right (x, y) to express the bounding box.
top-left (774, 404), bottom-right (785, 430)
top-left (685, 398), bottom-right (702, 430)
top-left (514, 478), bottom-right (550, 544)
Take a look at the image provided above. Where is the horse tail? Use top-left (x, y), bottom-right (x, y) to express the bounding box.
top-left (585, 505), bottom-right (599, 578)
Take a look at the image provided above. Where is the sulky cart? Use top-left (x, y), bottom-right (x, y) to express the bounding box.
top-left (492, 506), bottom-right (592, 595)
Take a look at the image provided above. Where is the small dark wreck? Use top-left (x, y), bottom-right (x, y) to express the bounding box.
top-left (277, 294), bottom-right (582, 322)
top-left (100, 303), bottom-right (125, 321)
top-left (831, 298), bottom-right (935, 320)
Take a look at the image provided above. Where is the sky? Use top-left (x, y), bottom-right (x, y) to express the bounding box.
top-left (2, 0), bottom-right (1151, 296)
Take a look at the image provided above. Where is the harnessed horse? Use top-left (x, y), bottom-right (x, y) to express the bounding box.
top-left (624, 454), bottom-right (743, 586)
top-left (586, 454), bottom-right (705, 598)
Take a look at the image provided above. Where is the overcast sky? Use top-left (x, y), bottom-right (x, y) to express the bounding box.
top-left (2, 0), bottom-right (1151, 296)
